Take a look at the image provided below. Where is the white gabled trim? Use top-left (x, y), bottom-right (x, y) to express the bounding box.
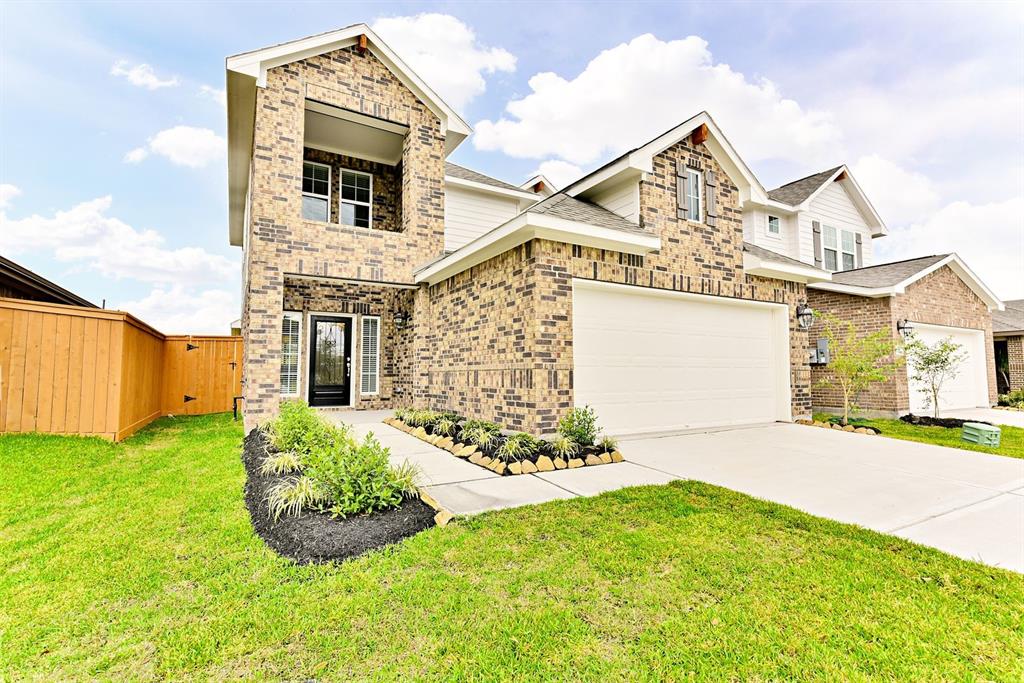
top-left (794, 166), bottom-right (888, 237)
top-left (742, 251), bottom-right (832, 284)
top-left (808, 254), bottom-right (1004, 311)
top-left (520, 174), bottom-right (558, 194)
top-left (415, 212), bottom-right (660, 286)
top-left (444, 175), bottom-right (541, 202)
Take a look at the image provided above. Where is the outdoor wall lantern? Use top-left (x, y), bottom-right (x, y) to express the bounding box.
top-left (796, 302), bottom-right (815, 330)
top-left (393, 309), bottom-right (410, 330)
top-left (897, 318), bottom-right (915, 338)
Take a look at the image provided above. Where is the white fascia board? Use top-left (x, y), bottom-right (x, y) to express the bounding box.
top-left (897, 254), bottom-right (1004, 311)
top-left (415, 213), bottom-right (660, 285)
top-left (743, 252), bottom-right (832, 284)
top-left (444, 175), bottom-right (540, 201)
top-left (794, 165), bottom-right (888, 238)
top-left (521, 174), bottom-right (558, 193)
top-left (807, 281), bottom-right (896, 298)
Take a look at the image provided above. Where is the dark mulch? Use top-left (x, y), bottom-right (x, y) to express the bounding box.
top-left (241, 429), bottom-right (436, 565)
top-left (900, 414), bottom-right (992, 429)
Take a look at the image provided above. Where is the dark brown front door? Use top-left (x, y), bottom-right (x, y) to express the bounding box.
top-left (308, 315), bottom-right (352, 406)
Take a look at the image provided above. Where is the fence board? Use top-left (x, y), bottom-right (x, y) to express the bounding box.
top-left (35, 313), bottom-right (57, 433)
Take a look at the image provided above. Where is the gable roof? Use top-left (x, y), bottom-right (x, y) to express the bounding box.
top-left (993, 299), bottom-right (1024, 335)
top-left (529, 194), bottom-right (650, 236)
top-left (767, 167), bottom-right (843, 205)
top-left (0, 254), bottom-right (96, 308)
top-left (445, 162), bottom-right (523, 193)
top-left (741, 242), bottom-right (831, 284)
top-left (810, 253), bottom-right (1003, 311)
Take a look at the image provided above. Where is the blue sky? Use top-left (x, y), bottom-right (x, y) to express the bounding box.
top-left (1, 1), bottom-right (1022, 332)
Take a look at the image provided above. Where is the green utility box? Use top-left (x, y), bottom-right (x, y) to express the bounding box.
top-left (962, 422), bottom-right (1001, 447)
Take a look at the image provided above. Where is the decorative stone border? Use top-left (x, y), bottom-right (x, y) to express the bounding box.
top-left (795, 418), bottom-right (879, 435)
top-left (383, 417), bottom-right (624, 476)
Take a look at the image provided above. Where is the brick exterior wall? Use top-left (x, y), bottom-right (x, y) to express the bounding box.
top-left (808, 264), bottom-right (997, 416)
top-left (1004, 335), bottom-right (1024, 392)
top-left (302, 148), bottom-right (402, 233)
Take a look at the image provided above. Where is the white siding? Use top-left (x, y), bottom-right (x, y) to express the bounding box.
top-left (743, 207), bottom-right (800, 261)
top-left (801, 181), bottom-right (875, 268)
top-left (444, 186), bottom-right (521, 251)
top-left (591, 179), bottom-right (640, 224)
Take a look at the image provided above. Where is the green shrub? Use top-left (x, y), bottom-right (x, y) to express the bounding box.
top-left (495, 433), bottom-right (539, 462)
top-left (558, 406), bottom-right (600, 446)
top-left (269, 400), bottom-right (348, 456)
top-left (999, 390), bottom-right (1024, 408)
top-left (597, 435), bottom-right (619, 453)
top-left (548, 435), bottom-right (579, 459)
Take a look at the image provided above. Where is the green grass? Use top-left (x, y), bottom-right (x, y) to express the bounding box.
top-left (814, 413), bottom-right (1024, 459)
top-left (2, 415), bottom-right (1022, 680)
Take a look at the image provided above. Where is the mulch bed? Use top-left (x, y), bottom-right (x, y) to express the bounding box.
top-left (241, 428), bottom-right (436, 565)
top-left (900, 414), bottom-right (992, 429)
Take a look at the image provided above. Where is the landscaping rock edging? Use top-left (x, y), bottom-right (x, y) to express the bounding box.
top-left (384, 417), bottom-right (625, 476)
top-left (795, 418), bottom-right (879, 435)
top-left (241, 428), bottom-right (436, 565)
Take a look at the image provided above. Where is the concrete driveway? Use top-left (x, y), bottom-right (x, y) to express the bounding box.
top-left (945, 407), bottom-right (1024, 428)
top-left (623, 423), bottom-right (1024, 572)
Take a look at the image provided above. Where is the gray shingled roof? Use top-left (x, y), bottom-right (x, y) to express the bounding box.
top-left (767, 166), bottom-right (843, 205)
top-left (529, 193), bottom-right (650, 236)
top-left (445, 162), bottom-right (524, 192)
top-left (993, 299), bottom-right (1024, 334)
top-left (742, 242), bottom-right (824, 270)
top-left (829, 254), bottom-right (949, 288)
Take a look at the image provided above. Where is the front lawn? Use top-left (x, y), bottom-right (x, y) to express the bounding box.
top-left (814, 413), bottom-right (1024, 459)
top-left (1, 415), bottom-right (1021, 680)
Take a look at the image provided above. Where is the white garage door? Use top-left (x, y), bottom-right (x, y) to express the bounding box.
top-left (907, 323), bottom-right (988, 414)
top-left (572, 280), bottom-right (792, 436)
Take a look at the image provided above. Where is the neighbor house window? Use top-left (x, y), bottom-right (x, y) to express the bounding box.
top-left (767, 215), bottom-right (780, 235)
top-left (280, 312), bottom-right (302, 396)
top-left (302, 162), bottom-right (330, 222)
top-left (823, 225), bottom-right (857, 272)
top-left (360, 316), bottom-right (380, 395)
top-left (686, 169), bottom-right (702, 220)
top-left (340, 170), bottom-right (372, 228)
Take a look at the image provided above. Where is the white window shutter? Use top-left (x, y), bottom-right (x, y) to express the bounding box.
top-left (361, 317), bottom-right (380, 394)
top-left (280, 314), bottom-right (301, 395)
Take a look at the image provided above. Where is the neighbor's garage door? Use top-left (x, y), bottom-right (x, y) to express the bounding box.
top-left (907, 323), bottom-right (988, 414)
top-left (572, 280), bottom-right (791, 435)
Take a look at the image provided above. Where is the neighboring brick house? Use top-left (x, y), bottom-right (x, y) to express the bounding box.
top-left (225, 24), bottom-right (1000, 434)
top-left (0, 254), bottom-right (96, 308)
top-left (993, 300), bottom-right (1024, 393)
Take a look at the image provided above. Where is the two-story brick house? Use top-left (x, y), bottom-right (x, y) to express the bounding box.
top-left (226, 25), bottom-right (1001, 433)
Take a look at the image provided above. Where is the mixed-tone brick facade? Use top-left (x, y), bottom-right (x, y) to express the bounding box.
top-left (807, 265), bottom-right (997, 416)
top-left (1003, 336), bottom-right (1024, 392)
top-left (302, 148), bottom-right (402, 233)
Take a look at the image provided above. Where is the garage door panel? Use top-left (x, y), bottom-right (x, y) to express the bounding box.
top-left (907, 324), bottom-right (987, 413)
top-left (573, 281), bottom-right (790, 434)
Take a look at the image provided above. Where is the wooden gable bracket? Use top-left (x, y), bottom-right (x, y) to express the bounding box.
top-left (691, 123), bottom-right (709, 146)
top-left (532, 181), bottom-right (546, 193)
top-left (356, 34), bottom-right (368, 54)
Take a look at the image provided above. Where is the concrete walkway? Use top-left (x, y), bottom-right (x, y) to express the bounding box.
top-left (327, 411), bottom-right (1024, 573)
top-left (945, 407), bottom-right (1024, 428)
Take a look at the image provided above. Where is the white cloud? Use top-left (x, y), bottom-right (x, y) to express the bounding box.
top-left (372, 13), bottom-right (515, 110)
top-left (114, 285), bottom-right (239, 335)
top-left (199, 85), bottom-right (226, 108)
top-left (531, 160), bottom-right (583, 189)
top-left (0, 183), bottom-right (21, 209)
top-left (0, 195), bottom-right (236, 285)
top-left (851, 155), bottom-right (940, 226)
top-left (473, 34), bottom-right (841, 168)
top-left (110, 60), bottom-right (180, 90)
top-left (874, 197), bottom-right (1024, 300)
top-left (125, 126), bottom-right (224, 168)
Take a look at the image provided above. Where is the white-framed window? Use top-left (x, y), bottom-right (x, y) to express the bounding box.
top-left (280, 311), bottom-right (302, 396)
top-left (360, 315), bottom-right (380, 395)
top-left (823, 225), bottom-right (857, 272)
top-left (686, 168), bottom-right (702, 220)
top-left (340, 170), bottom-right (372, 228)
top-left (767, 215), bottom-right (780, 235)
top-left (302, 161), bottom-right (331, 222)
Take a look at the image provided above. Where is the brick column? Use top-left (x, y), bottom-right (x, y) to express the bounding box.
top-left (242, 261), bottom-right (284, 432)
top-left (1008, 336), bottom-right (1024, 392)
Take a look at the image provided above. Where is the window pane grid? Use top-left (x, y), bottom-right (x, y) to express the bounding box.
top-left (340, 170), bottom-right (372, 228)
top-left (686, 169), bottom-right (702, 219)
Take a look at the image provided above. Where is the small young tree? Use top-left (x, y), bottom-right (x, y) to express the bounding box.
top-left (905, 334), bottom-right (966, 418)
top-left (816, 313), bottom-right (904, 425)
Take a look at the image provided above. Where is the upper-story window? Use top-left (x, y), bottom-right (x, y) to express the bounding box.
top-left (823, 225), bottom-right (857, 272)
top-left (302, 162), bottom-right (331, 222)
top-left (686, 169), bottom-right (702, 220)
top-left (340, 170), bottom-right (372, 228)
top-left (767, 215), bottom-right (780, 235)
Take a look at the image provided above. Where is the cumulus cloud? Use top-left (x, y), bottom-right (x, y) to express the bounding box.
top-left (110, 60), bottom-right (180, 90)
top-left (199, 85), bottom-right (227, 108)
top-left (372, 13), bottom-right (515, 110)
top-left (125, 126), bottom-right (224, 168)
top-left (531, 160), bottom-right (583, 189)
top-left (874, 197), bottom-right (1024, 300)
top-left (0, 183), bottom-right (21, 209)
top-left (0, 195), bottom-right (236, 285)
top-left (851, 155), bottom-right (940, 226)
top-left (473, 34), bottom-right (841, 168)
top-left (114, 284), bottom-right (239, 335)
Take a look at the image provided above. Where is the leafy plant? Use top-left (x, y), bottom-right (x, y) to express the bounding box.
top-left (433, 417), bottom-right (457, 437)
top-left (814, 313), bottom-right (905, 425)
top-left (269, 400), bottom-right (348, 456)
top-left (393, 407), bottom-right (410, 422)
top-left (548, 435), bottom-right (579, 459)
top-left (597, 435), bottom-right (619, 453)
top-left (405, 409), bottom-right (442, 428)
top-left (495, 433), bottom-right (539, 462)
top-left (558, 406), bottom-right (600, 446)
top-left (260, 451), bottom-right (303, 476)
top-left (999, 390), bottom-right (1024, 408)
top-left (463, 425), bottom-right (498, 449)
top-left (459, 419), bottom-right (501, 443)
top-left (266, 475), bottom-right (328, 522)
top-left (905, 334), bottom-right (967, 418)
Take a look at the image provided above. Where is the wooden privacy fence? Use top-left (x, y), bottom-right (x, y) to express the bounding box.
top-left (0, 297), bottom-right (241, 441)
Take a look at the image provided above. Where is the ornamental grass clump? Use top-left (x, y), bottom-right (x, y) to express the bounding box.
top-left (495, 433), bottom-right (539, 462)
top-left (549, 435), bottom-right (580, 459)
top-left (597, 435), bottom-right (619, 453)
